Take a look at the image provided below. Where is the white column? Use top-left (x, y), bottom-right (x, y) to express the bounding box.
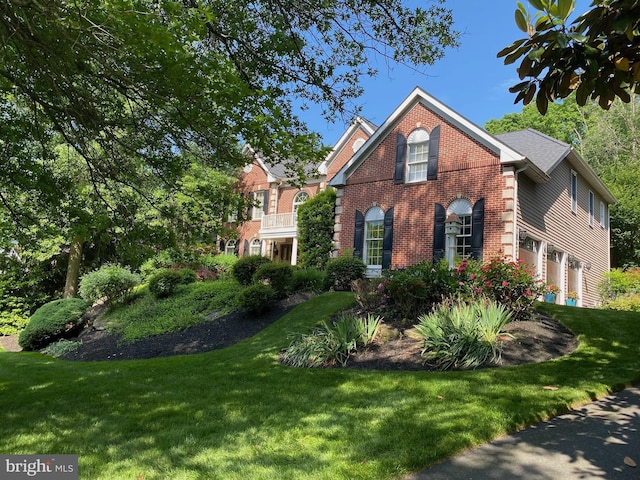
top-left (291, 237), bottom-right (298, 266)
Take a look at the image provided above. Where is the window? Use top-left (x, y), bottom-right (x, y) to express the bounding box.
top-left (252, 191), bottom-right (266, 220)
top-left (406, 128), bottom-right (429, 183)
top-left (364, 207), bottom-right (384, 270)
top-left (570, 170), bottom-right (578, 214)
top-left (600, 201), bottom-right (606, 228)
top-left (447, 199), bottom-right (472, 259)
top-left (225, 240), bottom-right (237, 256)
top-left (293, 191), bottom-right (309, 215)
top-left (250, 238), bottom-right (262, 256)
top-left (589, 191), bottom-right (594, 227)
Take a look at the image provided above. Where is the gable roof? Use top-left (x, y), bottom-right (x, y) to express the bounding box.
top-left (497, 129), bottom-right (616, 204)
top-left (319, 116), bottom-right (377, 175)
top-left (329, 86), bottom-right (548, 187)
top-left (242, 145), bottom-right (322, 184)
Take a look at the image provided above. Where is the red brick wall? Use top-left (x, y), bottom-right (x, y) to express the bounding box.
top-left (337, 102), bottom-right (506, 266)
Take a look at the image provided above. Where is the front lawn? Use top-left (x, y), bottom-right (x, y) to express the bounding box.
top-left (1, 293), bottom-right (639, 479)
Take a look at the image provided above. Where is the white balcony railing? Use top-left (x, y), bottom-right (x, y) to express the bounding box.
top-left (260, 212), bottom-right (298, 237)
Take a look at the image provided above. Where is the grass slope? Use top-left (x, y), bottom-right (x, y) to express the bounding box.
top-left (1, 296), bottom-right (640, 480)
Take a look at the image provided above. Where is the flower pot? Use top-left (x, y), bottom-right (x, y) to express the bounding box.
top-left (544, 293), bottom-right (557, 303)
top-left (566, 298), bottom-right (577, 306)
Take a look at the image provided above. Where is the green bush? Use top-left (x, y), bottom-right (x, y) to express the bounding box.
top-left (599, 268), bottom-right (640, 303)
top-left (233, 255), bottom-right (272, 286)
top-left (139, 250), bottom-right (177, 279)
top-left (253, 262), bottom-right (293, 298)
top-left (381, 261), bottom-right (456, 320)
top-left (18, 298), bottom-right (89, 350)
top-left (415, 299), bottom-right (512, 370)
top-left (148, 269), bottom-right (185, 298)
top-left (352, 278), bottom-right (385, 312)
top-left (324, 256), bottom-right (366, 291)
top-left (281, 313), bottom-right (381, 367)
top-left (601, 293), bottom-right (640, 312)
top-left (297, 188), bottom-right (336, 269)
top-left (42, 339), bottom-right (83, 357)
top-left (203, 254), bottom-right (238, 280)
top-left (238, 283), bottom-right (276, 314)
top-left (176, 268), bottom-right (198, 285)
top-left (471, 258), bottom-right (543, 320)
top-left (0, 311), bottom-right (29, 336)
top-left (79, 264), bottom-right (141, 304)
top-left (290, 268), bottom-right (326, 293)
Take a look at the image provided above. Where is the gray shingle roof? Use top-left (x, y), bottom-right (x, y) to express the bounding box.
top-left (495, 128), bottom-right (571, 174)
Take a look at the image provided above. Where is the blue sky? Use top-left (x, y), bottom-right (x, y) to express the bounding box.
top-left (301, 0), bottom-right (591, 146)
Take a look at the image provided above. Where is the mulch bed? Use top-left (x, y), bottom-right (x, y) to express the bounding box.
top-left (3, 294), bottom-right (577, 371)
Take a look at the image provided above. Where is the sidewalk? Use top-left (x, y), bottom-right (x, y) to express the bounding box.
top-left (405, 385), bottom-right (640, 479)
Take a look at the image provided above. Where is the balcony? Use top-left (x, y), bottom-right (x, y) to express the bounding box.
top-left (259, 212), bottom-right (298, 239)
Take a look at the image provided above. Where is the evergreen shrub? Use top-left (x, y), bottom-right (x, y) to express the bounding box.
top-left (79, 264), bottom-right (141, 304)
top-left (238, 283), bottom-right (275, 314)
top-left (253, 262), bottom-right (293, 298)
top-left (233, 255), bottom-right (271, 286)
top-left (324, 256), bottom-right (366, 291)
top-left (18, 298), bottom-right (89, 350)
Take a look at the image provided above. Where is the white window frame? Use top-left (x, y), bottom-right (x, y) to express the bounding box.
top-left (570, 170), bottom-right (578, 214)
top-left (600, 201), bottom-right (606, 229)
top-left (252, 191), bottom-right (265, 220)
top-left (363, 207), bottom-right (384, 276)
top-left (250, 238), bottom-right (262, 256)
top-left (406, 128), bottom-right (429, 183)
top-left (293, 191), bottom-right (309, 216)
top-left (589, 191), bottom-right (595, 227)
top-left (225, 240), bottom-right (237, 256)
top-left (447, 199), bottom-right (472, 259)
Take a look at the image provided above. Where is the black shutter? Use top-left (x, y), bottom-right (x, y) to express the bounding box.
top-left (394, 133), bottom-right (407, 184)
top-left (247, 192), bottom-right (254, 220)
top-left (433, 203), bottom-right (446, 261)
top-left (243, 239), bottom-right (249, 257)
top-left (262, 190), bottom-right (269, 215)
top-left (471, 198), bottom-right (485, 260)
top-left (382, 207), bottom-right (394, 269)
top-left (219, 239), bottom-right (225, 252)
top-left (427, 125), bottom-right (440, 180)
top-left (353, 210), bottom-right (364, 260)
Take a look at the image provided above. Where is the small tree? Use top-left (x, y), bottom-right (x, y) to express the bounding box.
top-left (297, 188), bottom-right (336, 269)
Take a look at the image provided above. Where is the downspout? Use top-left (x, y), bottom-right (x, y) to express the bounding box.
top-left (512, 165), bottom-right (529, 261)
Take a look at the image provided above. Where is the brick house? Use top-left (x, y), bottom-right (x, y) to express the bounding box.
top-left (228, 118), bottom-right (377, 264)
top-left (328, 87), bottom-right (616, 308)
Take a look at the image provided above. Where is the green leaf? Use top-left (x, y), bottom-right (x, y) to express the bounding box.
top-left (536, 92), bottom-right (549, 114)
top-left (515, 8), bottom-right (529, 33)
top-left (497, 38), bottom-right (527, 58)
top-left (557, 0), bottom-right (575, 20)
top-left (528, 0), bottom-right (546, 11)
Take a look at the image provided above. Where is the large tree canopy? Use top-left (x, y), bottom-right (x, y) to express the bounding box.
top-left (499, 0), bottom-right (640, 114)
top-left (0, 0), bottom-right (459, 199)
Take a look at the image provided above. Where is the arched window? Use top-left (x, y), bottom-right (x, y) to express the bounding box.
top-left (406, 128), bottom-right (429, 182)
top-left (225, 239), bottom-right (237, 256)
top-left (293, 191), bottom-right (309, 215)
top-left (364, 206), bottom-right (385, 272)
top-left (447, 199), bottom-right (472, 258)
top-left (250, 238), bottom-right (262, 256)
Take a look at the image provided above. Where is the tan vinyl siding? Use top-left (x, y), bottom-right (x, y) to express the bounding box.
top-left (516, 159), bottom-right (610, 307)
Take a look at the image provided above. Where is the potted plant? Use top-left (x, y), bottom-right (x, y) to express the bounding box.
top-left (566, 291), bottom-right (578, 306)
top-left (544, 284), bottom-right (559, 303)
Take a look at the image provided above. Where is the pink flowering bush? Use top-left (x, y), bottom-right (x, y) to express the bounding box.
top-left (471, 257), bottom-right (543, 320)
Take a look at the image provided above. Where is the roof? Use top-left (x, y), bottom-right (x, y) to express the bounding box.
top-left (497, 129), bottom-right (616, 204)
top-left (319, 116), bottom-right (378, 175)
top-left (328, 86), bottom-right (549, 187)
top-left (242, 145), bottom-right (322, 183)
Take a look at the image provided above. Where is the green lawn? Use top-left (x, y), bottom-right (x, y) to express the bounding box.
top-left (1, 293), bottom-right (640, 480)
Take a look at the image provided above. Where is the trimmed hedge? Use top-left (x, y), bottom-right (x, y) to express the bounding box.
top-left (79, 264), bottom-right (141, 304)
top-left (18, 298), bottom-right (89, 350)
top-left (233, 255), bottom-right (271, 286)
top-left (238, 284), bottom-right (275, 314)
top-left (253, 262), bottom-right (293, 298)
top-left (324, 256), bottom-right (366, 291)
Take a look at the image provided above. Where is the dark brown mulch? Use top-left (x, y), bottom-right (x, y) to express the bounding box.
top-left (59, 294), bottom-right (578, 371)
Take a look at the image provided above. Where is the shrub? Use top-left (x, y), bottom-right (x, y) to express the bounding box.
top-left (233, 255), bottom-right (272, 286)
top-left (601, 293), bottom-right (640, 312)
top-left (324, 256), bottom-right (366, 291)
top-left (381, 261), bottom-right (456, 320)
top-left (281, 313), bottom-right (381, 368)
top-left (253, 262), bottom-right (293, 298)
top-left (472, 258), bottom-right (543, 320)
top-left (139, 250), bottom-right (177, 279)
top-left (297, 188), bottom-right (336, 269)
top-left (352, 278), bottom-right (385, 311)
top-left (148, 269), bottom-right (185, 298)
top-left (79, 264), bottom-right (141, 304)
top-left (238, 283), bottom-right (276, 314)
top-left (599, 268), bottom-right (640, 303)
top-left (18, 298), bottom-right (89, 350)
top-left (203, 253), bottom-right (238, 280)
top-left (0, 311), bottom-right (29, 336)
top-left (290, 268), bottom-right (325, 293)
top-left (176, 268), bottom-right (198, 285)
top-left (415, 299), bottom-right (512, 370)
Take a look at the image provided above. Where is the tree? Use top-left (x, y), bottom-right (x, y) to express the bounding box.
top-left (297, 188), bottom-right (337, 269)
top-left (485, 93), bottom-right (592, 149)
top-left (499, 0), bottom-right (640, 114)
